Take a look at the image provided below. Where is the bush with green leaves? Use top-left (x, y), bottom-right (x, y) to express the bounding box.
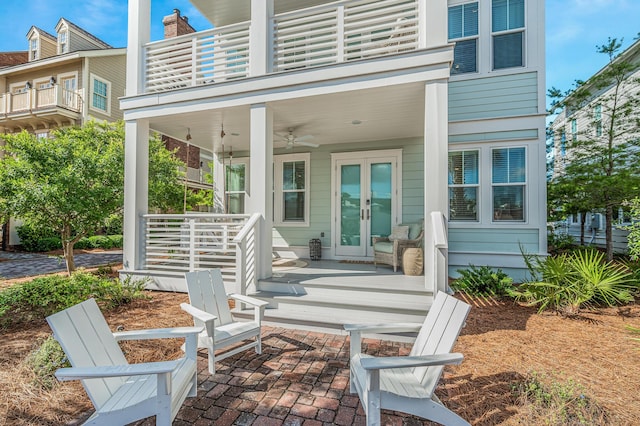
top-left (16, 223), bottom-right (60, 252)
top-left (0, 272), bottom-right (148, 328)
top-left (87, 235), bottom-right (114, 249)
top-left (26, 336), bottom-right (70, 390)
top-left (515, 249), bottom-right (637, 314)
top-left (108, 234), bottom-right (123, 248)
top-left (452, 265), bottom-right (516, 297)
top-left (547, 230), bottom-right (576, 254)
top-left (513, 372), bottom-right (607, 425)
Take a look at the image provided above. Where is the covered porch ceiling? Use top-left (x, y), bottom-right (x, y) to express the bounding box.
top-left (147, 81), bottom-right (427, 154)
top-left (190, 0), bottom-right (331, 27)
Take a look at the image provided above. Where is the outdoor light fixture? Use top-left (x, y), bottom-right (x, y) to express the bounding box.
top-left (186, 128), bottom-right (192, 141)
top-left (49, 76), bottom-right (56, 85)
top-left (25, 81), bottom-right (32, 89)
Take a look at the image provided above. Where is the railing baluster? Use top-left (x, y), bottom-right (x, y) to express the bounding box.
top-left (189, 218), bottom-right (196, 271)
top-left (337, 5), bottom-right (345, 62)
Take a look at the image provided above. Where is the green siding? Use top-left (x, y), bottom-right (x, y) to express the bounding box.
top-left (449, 72), bottom-right (539, 121)
top-left (449, 129), bottom-right (538, 144)
top-left (449, 228), bottom-right (539, 253)
top-left (273, 138), bottom-right (425, 247)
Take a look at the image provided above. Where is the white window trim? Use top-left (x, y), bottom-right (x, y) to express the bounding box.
top-left (224, 158), bottom-right (249, 214)
top-left (491, 145), bottom-right (528, 224)
top-left (89, 73), bottom-right (111, 115)
top-left (10, 81), bottom-right (31, 94)
top-left (448, 1), bottom-right (479, 75)
top-left (448, 149), bottom-right (481, 223)
top-left (274, 152), bottom-right (310, 227)
top-left (490, 0), bottom-right (527, 70)
top-left (29, 37), bottom-right (39, 60)
top-left (58, 27), bottom-right (69, 54)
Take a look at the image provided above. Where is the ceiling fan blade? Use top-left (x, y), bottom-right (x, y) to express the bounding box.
top-left (295, 140), bottom-right (319, 148)
top-left (296, 134), bottom-right (314, 142)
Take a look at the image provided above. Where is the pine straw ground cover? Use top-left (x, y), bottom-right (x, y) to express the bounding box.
top-left (1, 280), bottom-right (640, 425)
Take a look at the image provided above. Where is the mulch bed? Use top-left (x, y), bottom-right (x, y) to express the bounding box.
top-left (1, 285), bottom-right (640, 424)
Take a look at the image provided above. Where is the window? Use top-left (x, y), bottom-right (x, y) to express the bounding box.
top-left (448, 150), bottom-right (479, 221)
top-left (492, 0), bottom-right (525, 69)
top-left (225, 163), bottom-right (247, 214)
top-left (448, 2), bottom-right (479, 74)
top-left (30, 38), bottom-right (38, 60)
top-left (594, 104), bottom-right (602, 137)
top-left (59, 30), bottom-right (68, 54)
top-left (571, 119), bottom-right (577, 140)
top-left (274, 153), bottom-right (310, 226)
top-left (492, 147), bottom-right (526, 222)
top-left (90, 74), bottom-right (110, 114)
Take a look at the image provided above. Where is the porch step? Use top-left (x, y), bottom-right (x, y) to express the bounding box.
top-left (233, 279), bottom-right (433, 337)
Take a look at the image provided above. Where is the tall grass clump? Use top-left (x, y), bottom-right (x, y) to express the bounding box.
top-left (452, 265), bottom-right (516, 297)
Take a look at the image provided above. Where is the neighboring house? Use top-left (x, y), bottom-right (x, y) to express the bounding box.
top-left (549, 39), bottom-right (640, 252)
top-left (0, 18), bottom-right (126, 248)
top-left (120, 0), bottom-right (547, 292)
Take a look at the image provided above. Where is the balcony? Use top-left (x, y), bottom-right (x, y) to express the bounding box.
top-left (144, 0), bottom-right (420, 93)
top-left (0, 86), bottom-right (83, 127)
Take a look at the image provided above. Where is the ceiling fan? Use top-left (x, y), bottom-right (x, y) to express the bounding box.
top-left (275, 128), bottom-right (319, 149)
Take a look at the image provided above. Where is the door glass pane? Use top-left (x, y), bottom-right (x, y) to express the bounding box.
top-left (340, 164), bottom-right (361, 246)
top-left (370, 163), bottom-right (392, 245)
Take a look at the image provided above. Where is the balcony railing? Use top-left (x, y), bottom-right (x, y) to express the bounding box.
top-left (143, 0), bottom-right (419, 93)
top-left (0, 86), bottom-right (82, 115)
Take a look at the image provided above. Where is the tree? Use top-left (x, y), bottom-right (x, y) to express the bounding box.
top-left (548, 38), bottom-right (640, 260)
top-left (0, 121), bottom-right (204, 274)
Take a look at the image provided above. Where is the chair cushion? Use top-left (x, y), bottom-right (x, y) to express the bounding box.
top-left (388, 225), bottom-right (409, 241)
top-left (405, 221), bottom-right (423, 240)
top-left (374, 241), bottom-right (394, 254)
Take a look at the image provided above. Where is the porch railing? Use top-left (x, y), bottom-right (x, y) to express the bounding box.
top-left (273, 0), bottom-right (419, 71)
top-left (430, 211), bottom-right (448, 294)
top-left (142, 213), bottom-right (250, 283)
top-left (233, 213), bottom-right (261, 297)
top-left (2, 87), bottom-right (82, 113)
top-left (141, 0), bottom-right (419, 93)
top-left (145, 21), bottom-right (251, 92)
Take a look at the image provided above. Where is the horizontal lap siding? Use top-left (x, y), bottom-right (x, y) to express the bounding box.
top-left (449, 72), bottom-right (538, 121)
top-left (449, 228), bottom-right (539, 253)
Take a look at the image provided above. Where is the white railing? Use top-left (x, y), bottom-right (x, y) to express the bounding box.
top-left (273, 0), bottom-right (419, 71)
top-left (143, 213), bottom-right (250, 283)
top-left (430, 211), bottom-right (448, 294)
top-left (3, 87), bottom-right (82, 113)
top-left (233, 213), bottom-right (261, 297)
top-left (145, 21), bottom-right (251, 93)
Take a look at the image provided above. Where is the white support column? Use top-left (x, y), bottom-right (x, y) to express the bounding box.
top-left (123, 119), bottom-right (149, 271)
top-left (248, 103), bottom-right (273, 279)
top-left (126, 0), bottom-right (151, 95)
top-left (249, 0), bottom-right (274, 76)
top-left (419, 0), bottom-right (448, 49)
top-left (423, 79), bottom-right (449, 293)
top-left (212, 151), bottom-right (226, 213)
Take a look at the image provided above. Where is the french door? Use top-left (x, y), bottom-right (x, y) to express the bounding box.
top-left (333, 150), bottom-right (401, 257)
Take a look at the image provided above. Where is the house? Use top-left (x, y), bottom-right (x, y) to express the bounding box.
top-left (549, 38), bottom-right (640, 253)
top-left (0, 18), bottom-right (128, 248)
top-left (120, 0), bottom-right (547, 299)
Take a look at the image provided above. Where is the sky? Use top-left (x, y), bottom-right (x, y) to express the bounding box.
top-left (0, 0), bottom-right (638, 107)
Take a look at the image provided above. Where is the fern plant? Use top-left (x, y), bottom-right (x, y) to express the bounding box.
top-left (452, 265), bottom-right (515, 297)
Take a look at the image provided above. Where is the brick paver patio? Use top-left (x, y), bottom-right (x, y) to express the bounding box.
top-left (132, 326), bottom-right (429, 426)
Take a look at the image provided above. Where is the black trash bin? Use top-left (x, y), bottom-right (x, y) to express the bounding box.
top-left (309, 238), bottom-right (321, 260)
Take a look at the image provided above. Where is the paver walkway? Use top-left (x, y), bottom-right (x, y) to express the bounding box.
top-left (128, 326), bottom-right (428, 426)
top-left (0, 250), bottom-right (122, 279)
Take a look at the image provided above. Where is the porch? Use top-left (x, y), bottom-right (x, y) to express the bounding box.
top-left (0, 85), bottom-right (82, 127)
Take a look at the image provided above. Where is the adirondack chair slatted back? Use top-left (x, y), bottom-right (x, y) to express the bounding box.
top-left (185, 269), bottom-right (233, 326)
top-left (410, 292), bottom-right (471, 393)
top-left (46, 298), bottom-right (128, 410)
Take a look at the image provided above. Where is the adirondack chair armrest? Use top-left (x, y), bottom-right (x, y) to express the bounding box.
top-left (360, 353), bottom-right (464, 370)
top-left (113, 326), bottom-right (203, 341)
top-left (55, 359), bottom-right (182, 381)
top-left (343, 323), bottom-right (423, 334)
top-left (229, 294), bottom-right (269, 308)
top-left (180, 303), bottom-right (217, 337)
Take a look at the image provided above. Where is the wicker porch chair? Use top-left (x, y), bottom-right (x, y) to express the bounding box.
top-left (373, 220), bottom-right (424, 272)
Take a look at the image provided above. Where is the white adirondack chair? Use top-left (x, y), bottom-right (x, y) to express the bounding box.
top-left (181, 269), bottom-right (268, 374)
top-left (344, 291), bottom-right (471, 426)
top-left (46, 298), bottom-right (202, 426)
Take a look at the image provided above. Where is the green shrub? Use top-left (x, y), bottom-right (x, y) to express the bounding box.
top-left (16, 223), bottom-right (59, 252)
top-left (74, 237), bottom-right (91, 249)
top-left (515, 249), bottom-right (637, 314)
top-left (88, 235), bottom-right (114, 249)
top-left (548, 231), bottom-right (576, 254)
top-left (452, 265), bottom-right (516, 297)
top-left (0, 272), bottom-right (149, 328)
top-left (513, 372), bottom-right (607, 425)
top-left (108, 234), bottom-right (123, 248)
top-left (26, 336), bottom-right (70, 390)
